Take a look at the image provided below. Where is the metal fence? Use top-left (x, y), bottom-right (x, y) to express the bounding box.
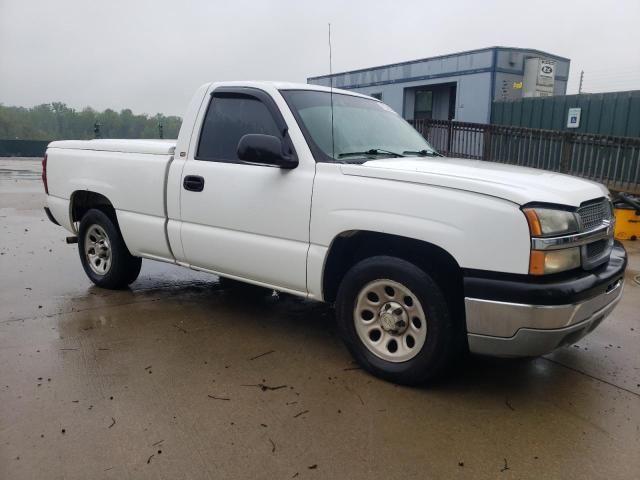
top-left (0, 140), bottom-right (51, 157)
top-left (412, 119), bottom-right (640, 194)
top-left (492, 90), bottom-right (640, 137)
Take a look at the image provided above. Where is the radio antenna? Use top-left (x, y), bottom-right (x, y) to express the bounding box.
top-left (328, 22), bottom-right (335, 160)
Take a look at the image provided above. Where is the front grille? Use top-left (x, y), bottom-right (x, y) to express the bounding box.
top-left (577, 198), bottom-right (614, 269)
top-left (577, 199), bottom-right (612, 231)
top-left (586, 239), bottom-right (608, 259)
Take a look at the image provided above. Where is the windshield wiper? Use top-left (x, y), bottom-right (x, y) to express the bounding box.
top-left (402, 149), bottom-right (441, 157)
top-left (338, 148), bottom-right (404, 159)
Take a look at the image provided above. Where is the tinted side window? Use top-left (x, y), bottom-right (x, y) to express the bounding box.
top-left (197, 94), bottom-right (281, 162)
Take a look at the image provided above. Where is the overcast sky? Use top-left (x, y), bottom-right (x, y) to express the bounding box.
top-left (1, 0), bottom-right (639, 116)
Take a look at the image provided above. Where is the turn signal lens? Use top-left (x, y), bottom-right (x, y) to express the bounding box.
top-left (523, 209), bottom-right (542, 236)
top-left (529, 250), bottom-right (546, 275)
top-left (529, 247), bottom-right (581, 275)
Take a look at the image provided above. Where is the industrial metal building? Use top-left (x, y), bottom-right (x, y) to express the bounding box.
top-left (308, 46), bottom-right (570, 124)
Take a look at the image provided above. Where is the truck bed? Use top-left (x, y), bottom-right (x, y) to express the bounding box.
top-left (46, 139), bottom-right (177, 261)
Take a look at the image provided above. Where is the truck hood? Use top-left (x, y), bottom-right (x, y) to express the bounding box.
top-left (340, 157), bottom-right (609, 207)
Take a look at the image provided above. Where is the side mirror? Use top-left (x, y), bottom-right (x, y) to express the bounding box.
top-left (237, 134), bottom-right (298, 169)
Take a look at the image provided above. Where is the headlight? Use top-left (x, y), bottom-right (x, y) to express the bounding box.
top-left (523, 206), bottom-right (581, 275)
top-left (529, 247), bottom-right (581, 275)
top-left (523, 208), bottom-right (578, 236)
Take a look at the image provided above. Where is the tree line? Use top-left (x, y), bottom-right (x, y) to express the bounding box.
top-left (0, 102), bottom-right (182, 140)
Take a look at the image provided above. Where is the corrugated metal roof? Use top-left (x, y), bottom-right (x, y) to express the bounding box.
top-left (308, 46), bottom-right (570, 81)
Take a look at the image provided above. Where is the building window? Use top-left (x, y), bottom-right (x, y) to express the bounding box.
top-left (370, 92), bottom-right (382, 100)
top-left (414, 90), bottom-right (433, 120)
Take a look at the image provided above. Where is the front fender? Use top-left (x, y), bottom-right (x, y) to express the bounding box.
top-left (310, 165), bottom-right (531, 276)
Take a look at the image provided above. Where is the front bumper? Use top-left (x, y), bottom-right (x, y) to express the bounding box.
top-left (464, 242), bottom-right (627, 357)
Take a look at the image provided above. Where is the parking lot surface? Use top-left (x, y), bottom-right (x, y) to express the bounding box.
top-left (1, 158), bottom-right (639, 479)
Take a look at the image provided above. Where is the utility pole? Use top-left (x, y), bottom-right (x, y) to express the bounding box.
top-left (578, 70), bottom-right (584, 94)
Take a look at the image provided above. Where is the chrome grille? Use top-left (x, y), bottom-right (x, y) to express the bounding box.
top-left (586, 239), bottom-right (608, 259)
top-left (577, 198), bottom-right (614, 269)
top-left (577, 199), bottom-right (612, 231)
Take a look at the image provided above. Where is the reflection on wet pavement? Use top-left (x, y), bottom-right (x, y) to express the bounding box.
top-left (1, 158), bottom-right (639, 479)
top-left (0, 167), bottom-right (40, 179)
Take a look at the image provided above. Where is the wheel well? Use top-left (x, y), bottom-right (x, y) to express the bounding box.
top-left (70, 191), bottom-right (117, 225)
top-left (322, 231), bottom-right (463, 308)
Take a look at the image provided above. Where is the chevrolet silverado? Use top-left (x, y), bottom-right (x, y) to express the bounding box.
top-left (42, 81), bottom-right (627, 384)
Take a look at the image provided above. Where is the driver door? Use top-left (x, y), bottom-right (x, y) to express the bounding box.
top-left (178, 87), bottom-right (314, 294)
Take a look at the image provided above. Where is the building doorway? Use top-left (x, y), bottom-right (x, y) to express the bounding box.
top-left (406, 82), bottom-right (457, 121)
top-left (414, 91), bottom-right (433, 120)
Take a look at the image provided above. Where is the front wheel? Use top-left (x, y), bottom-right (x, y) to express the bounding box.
top-left (78, 209), bottom-right (142, 289)
top-left (336, 256), bottom-right (456, 385)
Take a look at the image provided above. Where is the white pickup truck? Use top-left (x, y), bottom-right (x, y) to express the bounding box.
top-left (43, 81), bottom-right (627, 384)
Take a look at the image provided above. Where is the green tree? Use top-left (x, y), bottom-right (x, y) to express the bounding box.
top-left (0, 102), bottom-right (182, 140)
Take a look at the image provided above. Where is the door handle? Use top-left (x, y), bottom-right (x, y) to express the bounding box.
top-left (183, 175), bottom-right (205, 192)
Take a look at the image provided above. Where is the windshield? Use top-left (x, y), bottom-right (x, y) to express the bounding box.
top-left (281, 90), bottom-right (437, 162)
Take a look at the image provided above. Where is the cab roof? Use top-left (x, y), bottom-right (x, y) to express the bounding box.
top-left (207, 80), bottom-right (375, 100)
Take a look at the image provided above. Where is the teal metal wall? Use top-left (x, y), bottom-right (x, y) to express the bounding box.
top-left (0, 140), bottom-right (50, 157)
top-left (492, 90), bottom-right (640, 138)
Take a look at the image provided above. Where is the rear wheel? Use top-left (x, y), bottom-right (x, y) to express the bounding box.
top-left (78, 209), bottom-right (141, 289)
top-left (336, 256), bottom-right (456, 385)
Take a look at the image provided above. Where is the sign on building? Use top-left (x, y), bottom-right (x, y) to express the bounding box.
top-left (538, 60), bottom-right (555, 86)
top-left (523, 58), bottom-right (556, 97)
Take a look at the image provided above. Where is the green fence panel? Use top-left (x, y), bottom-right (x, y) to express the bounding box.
top-left (628, 93), bottom-right (640, 137)
top-left (0, 140), bottom-right (51, 157)
top-left (612, 92), bottom-right (630, 137)
top-left (492, 90), bottom-right (640, 138)
top-left (584, 94), bottom-right (602, 134)
top-left (550, 96), bottom-right (566, 131)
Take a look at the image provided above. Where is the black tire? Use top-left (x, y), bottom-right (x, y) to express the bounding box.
top-left (78, 209), bottom-right (142, 289)
top-left (336, 255), bottom-right (456, 386)
top-left (218, 277), bottom-right (273, 298)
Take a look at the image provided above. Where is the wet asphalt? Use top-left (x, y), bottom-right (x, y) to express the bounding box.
top-left (1, 158), bottom-right (639, 479)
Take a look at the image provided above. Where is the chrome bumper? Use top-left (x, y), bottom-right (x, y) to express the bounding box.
top-left (465, 279), bottom-right (624, 357)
